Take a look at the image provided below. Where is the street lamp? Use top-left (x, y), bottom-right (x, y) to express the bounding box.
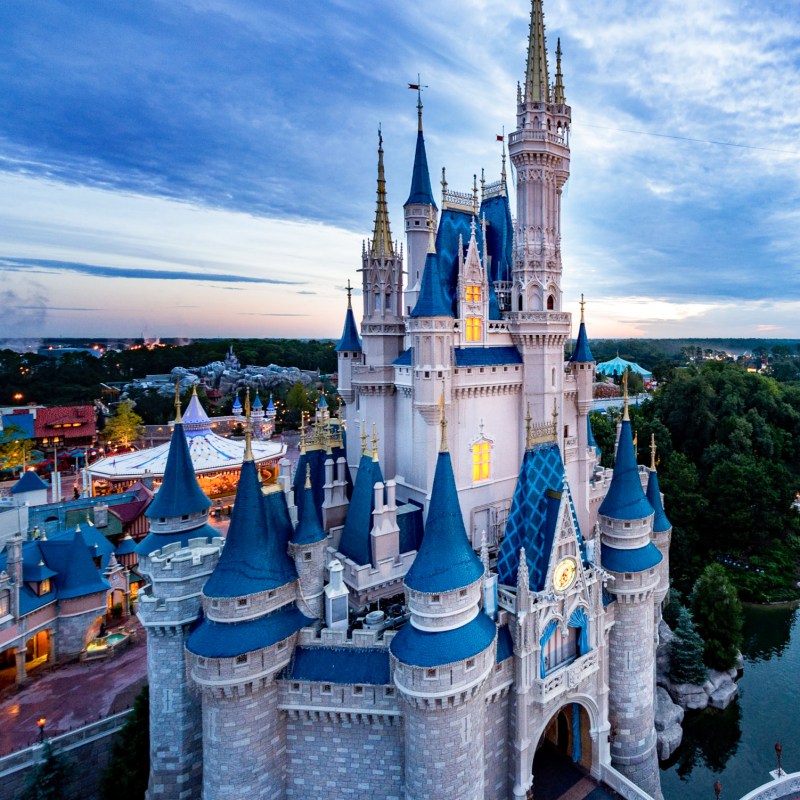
top-left (775, 742), bottom-right (783, 777)
top-left (713, 780), bottom-right (722, 798)
top-left (37, 717), bottom-right (46, 742)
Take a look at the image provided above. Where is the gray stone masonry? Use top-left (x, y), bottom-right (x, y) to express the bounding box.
top-left (57, 598), bottom-right (105, 656)
top-left (289, 538), bottom-right (327, 619)
top-left (484, 687), bottom-right (512, 799)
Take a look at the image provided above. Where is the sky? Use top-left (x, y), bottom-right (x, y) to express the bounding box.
top-left (1, 0), bottom-right (799, 341)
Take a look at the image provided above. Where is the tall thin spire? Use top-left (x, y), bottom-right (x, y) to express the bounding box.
top-left (371, 128), bottom-right (394, 257)
top-left (438, 383), bottom-right (448, 453)
top-left (622, 369), bottom-right (630, 421)
top-left (174, 380), bottom-right (182, 424)
top-left (650, 432), bottom-right (657, 471)
top-left (405, 80), bottom-right (437, 208)
top-left (526, 0), bottom-right (550, 103)
top-left (553, 37), bottom-right (565, 104)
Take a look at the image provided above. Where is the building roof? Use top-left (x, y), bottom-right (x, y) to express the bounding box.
top-left (293, 477), bottom-right (327, 546)
top-left (404, 451), bottom-right (484, 594)
top-left (570, 320), bottom-right (594, 363)
top-left (293, 443), bottom-right (352, 524)
top-left (410, 251), bottom-right (453, 318)
top-left (587, 416), bottom-right (599, 454)
top-left (338, 453), bottom-right (384, 566)
top-left (405, 128), bottom-right (437, 208)
top-left (39, 530), bottom-right (110, 599)
top-left (390, 609), bottom-right (496, 668)
top-left (204, 461), bottom-right (297, 599)
top-left (285, 646), bottom-right (391, 685)
top-left (33, 405), bottom-right (96, 440)
top-left (596, 356), bottom-right (652, 378)
top-left (496, 624), bottom-right (513, 663)
top-left (598, 419), bottom-right (655, 521)
top-left (11, 471), bottom-right (49, 494)
top-left (135, 521), bottom-right (219, 557)
top-left (1, 412), bottom-right (35, 439)
top-left (145, 422), bottom-right (212, 519)
top-left (454, 346), bottom-right (522, 367)
top-left (187, 604), bottom-right (312, 659)
top-left (601, 542), bottom-right (662, 574)
top-left (48, 521), bottom-right (115, 570)
top-left (23, 559), bottom-right (58, 582)
top-left (252, 392), bottom-right (263, 409)
top-left (115, 535), bottom-right (138, 556)
top-left (646, 469), bottom-right (671, 532)
top-left (480, 193), bottom-right (513, 284)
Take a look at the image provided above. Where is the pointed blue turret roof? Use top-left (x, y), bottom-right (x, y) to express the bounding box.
top-left (11, 471), bottom-right (48, 494)
top-left (338, 453), bottom-right (384, 565)
top-left (293, 472), bottom-right (327, 546)
top-left (647, 469), bottom-right (671, 532)
top-left (587, 416), bottom-right (601, 456)
top-left (404, 451), bottom-right (484, 594)
top-left (598, 417), bottom-right (654, 521)
top-left (252, 392), bottom-right (263, 409)
top-left (571, 320), bottom-right (594, 363)
top-left (318, 395), bottom-right (328, 410)
top-left (410, 252), bottom-right (452, 318)
top-left (232, 393), bottom-right (242, 412)
top-left (45, 529), bottom-right (110, 600)
top-left (266, 394), bottom-right (275, 413)
top-left (146, 422), bottom-right (211, 520)
top-left (405, 107), bottom-right (437, 208)
top-left (203, 458), bottom-right (297, 598)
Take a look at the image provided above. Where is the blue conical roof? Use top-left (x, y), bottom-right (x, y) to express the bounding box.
top-left (267, 394), bottom-right (275, 413)
top-left (405, 129), bottom-right (437, 208)
top-left (203, 460), bottom-right (297, 598)
top-left (146, 423), bottom-right (211, 519)
top-left (293, 477), bottom-right (327, 546)
top-left (11, 471), bottom-right (48, 494)
top-left (598, 419), bottom-right (654, 521)
top-left (252, 392), bottom-right (263, 409)
top-left (646, 469), bottom-right (671, 532)
top-left (335, 307), bottom-right (362, 352)
top-left (52, 529), bottom-right (110, 600)
top-left (338, 454), bottom-right (383, 565)
top-left (405, 451), bottom-right (484, 594)
top-left (571, 320), bottom-right (594, 363)
top-left (232, 394), bottom-right (242, 411)
top-left (587, 416), bottom-right (599, 453)
top-left (410, 252), bottom-right (452, 318)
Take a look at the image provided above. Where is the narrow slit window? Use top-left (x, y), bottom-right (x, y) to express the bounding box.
top-left (472, 440), bottom-right (491, 482)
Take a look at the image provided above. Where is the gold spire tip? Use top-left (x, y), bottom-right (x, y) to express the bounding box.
top-left (371, 422), bottom-right (379, 462)
top-left (305, 462), bottom-right (312, 489)
top-left (525, 402), bottom-right (533, 450)
top-left (438, 381), bottom-right (448, 453)
top-left (244, 427), bottom-right (254, 462)
top-left (360, 426), bottom-right (368, 455)
top-left (346, 279), bottom-right (353, 309)
top-left (579, 293), bottom-right (585, 323)
top-left (174, 380), bottom-right (182, 423)
top-left (622, 370), bottom-right (630, 421)
top-left (650, 432), bottom-right (657, 471)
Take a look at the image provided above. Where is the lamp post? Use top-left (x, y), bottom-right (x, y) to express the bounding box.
top-left (713, 780), bottom-right (722, 798)
top-left (37, 717), bottom-right (46, 743)
top-left (775, 742), bottom-right (783, 777)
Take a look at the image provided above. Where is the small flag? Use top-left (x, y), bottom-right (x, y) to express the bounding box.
top-left (408, 83), bottom-right (420, 90)
top-left (496, 134), bottom-right (504, 141)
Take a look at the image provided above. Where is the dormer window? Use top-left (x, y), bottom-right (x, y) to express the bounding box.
top-left (466, 317), bottom-right (482, 342)
top-left (39, 579), bottom-right (51, 596)
top-left (466, 284), bottom-right (481, 302)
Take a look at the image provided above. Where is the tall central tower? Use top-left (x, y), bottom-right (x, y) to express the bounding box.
top-left (508, 1), bottom-right (572, 428)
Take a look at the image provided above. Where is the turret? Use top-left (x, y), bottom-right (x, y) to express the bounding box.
top-left (456, 217), bottom-right (490, 347)
top-left (599, 385), bottom-right (663, 799)
top-left (232, 391), bottom-right (242, 417)
top-left (187, 431), bottom-right (311, 800)
top-left (647, 435), bottom-right (672, 608)
top-left (251, 390), bottom-right (265, 439)
top-left (390, 405), bottom-right (496, 800)
top-left (403, 87), bottom-right (438, 314)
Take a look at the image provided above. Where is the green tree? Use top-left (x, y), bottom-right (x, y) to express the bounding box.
top-left (589, 412), bottom-right (616, 468)
top-left (99, 686), bottom-right (149, 800)
top-left (283, 382), bottom-right (312, 430)
top-left (21, 742), bottom-right (73, 800)
top-left (669, 605), bottom-right (708, 685)
top-left (690, 564), bottom-right (744, 671)
top-left (103, 401), bottom-right (144, 448)
top-left (0, 424), bottom-right (36, 474)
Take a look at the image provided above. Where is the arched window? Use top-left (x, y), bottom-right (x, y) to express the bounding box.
top-left (518, 295), bottom-right (524, 311)
top-left (472, 439), bottom-right (491, 482)
top-left (466, 284), bottom-right (481, 302)
top-left (547, 295), bottom-right (555, 310)
top-left (466, 317), bottom-right (482, 342)
top-left (0, 590), bottom-right (10, 618)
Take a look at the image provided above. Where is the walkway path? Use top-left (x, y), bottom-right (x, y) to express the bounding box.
top-left (0, 620), bottom-right (147, 755)
top-left (534, 744), bottom-right (618, 800)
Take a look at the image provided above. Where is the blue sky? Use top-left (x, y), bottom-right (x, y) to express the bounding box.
top-left (1, 0), bottom-right (799, 341)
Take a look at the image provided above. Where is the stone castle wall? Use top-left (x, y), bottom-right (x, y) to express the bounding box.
top-left (484, 687), bottom-right (511, 799)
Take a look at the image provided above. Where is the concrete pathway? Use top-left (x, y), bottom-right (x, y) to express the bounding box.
top-left (533, 744), bottom-right (618, 800)
top-left (0, 620), bottom-right (147, 756)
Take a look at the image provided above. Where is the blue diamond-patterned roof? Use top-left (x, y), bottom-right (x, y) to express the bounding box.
top-left (338, 454), bottom-right (384, 566)
top-left (187, 604), bottom-right (312, 659)
top-left (497, 442), bottom-right (565, 591)
top-left (11, 471), bottom-right (48, 494)
top-left (479, 193), bottom-right (513, 285)
top-left (405, 129), bottom-right (437, 208)
top-left (145, 422), bottom-right (212, 520)
top-left (404, 451), bottom-right (484, 594)
top-left (601, 542), bottom-right (662, 574)
top-left (410, 251), bottom-right (452, 318)
top-left (646, 469), bottom-right (671, 532)
top-left (390, 609), bottom-right (496, 668)
top-left (570, 320), bottom-right (594, 363)
top-left (598, 419), bottom-right (654, 521)
top-left (203, 460), bottom-right (297, 598)
top-left (293, 479), bottom-right (327, 546)
top-left (335, 307), bottom-right (362, 352)
top-left (285, 646), bottom-right (391, 685)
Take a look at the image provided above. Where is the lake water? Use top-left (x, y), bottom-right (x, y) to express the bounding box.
top-left (661, 603), bottom-right (800, 799)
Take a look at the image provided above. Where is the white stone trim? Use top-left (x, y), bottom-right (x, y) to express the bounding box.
top-left (394, 661), bottom-right (492, 700)
top-left (410, 603), bottom-right (479, 632)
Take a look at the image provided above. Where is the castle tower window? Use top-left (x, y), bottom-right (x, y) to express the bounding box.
top-left (466, 317), bottom-right (482, 341)
top-left (0, 590), bottom-right (9, 618)
top-left (466, 284), bottom-right (481, 302)
top-left (472, 439), bottom-right (491, 482)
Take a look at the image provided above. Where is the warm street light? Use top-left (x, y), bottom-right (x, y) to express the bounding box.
top-left (37, 717), bottom-right (46, 742)
top-left (775, 742), bottom-right (783, 777)
top-left (13, 393), bottom-right (23, 401)
top-left (713, 780), bottom-right (722, 798)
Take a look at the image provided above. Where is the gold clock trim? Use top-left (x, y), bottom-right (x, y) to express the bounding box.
top-left (553, 557), bottom-right (577, 592)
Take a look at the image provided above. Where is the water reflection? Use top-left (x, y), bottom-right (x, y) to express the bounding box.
top-left (741, 604), bottom-right (797, 663)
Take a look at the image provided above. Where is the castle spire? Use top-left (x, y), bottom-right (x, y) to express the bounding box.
top-left (526, 0), bottom-right (550, 103)
top-left (405, 86), bottom-right (437, 208)
top-left (174, 380), bottom-right (182, 424)
top-left (570, 294), bottom-right (594, 363)
top-left (335, 280), bottom-right (362, 353)
top-left (553, 37), bottom-right (565, 104)
top-left (371, 128), bottom-right (394, 257)
top-left (438, 383), bottom-right (448, 453)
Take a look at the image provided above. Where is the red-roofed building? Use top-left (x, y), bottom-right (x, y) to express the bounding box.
top-left (33, 405), bottom-right (97, 447)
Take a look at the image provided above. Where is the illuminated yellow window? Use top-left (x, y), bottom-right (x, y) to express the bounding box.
top-left (466, 317), bottom-right (482, 341)
top-left (466, 284), bottom-right (481, 302)
top-left (472, 440), bottom-right (491, 482)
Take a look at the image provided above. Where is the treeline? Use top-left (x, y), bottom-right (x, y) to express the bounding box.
top-left (594, 361), bottom-right (800, 601)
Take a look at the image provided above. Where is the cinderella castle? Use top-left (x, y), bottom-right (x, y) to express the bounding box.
top-left (138, 2), bottom-right (672, 798)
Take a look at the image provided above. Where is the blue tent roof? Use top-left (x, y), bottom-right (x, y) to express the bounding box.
top-left (335, 307), bottom-right (362, 352)
top-left (203, 462), bottom-right (297, 598)
top-left (11, 471), bottom-right (48, 494)
top-left (570, 321), bottom-right (594, 363)
top-left (598, 419), bottom-right (654, 521)
top-left (293, 478), bottom-right (327, 546)
top-left (405, 129), bottom-right (437, 208)
top-left (390, 609), bottom-right (496, 668)
top-left (646, 470), bottom-right (671, 532)
top-left (146, 423), bottom-right (211, 520)
top-left (338, 454), bottom-right (384, 565)
top-left (601, 542), bottom-right (662, 574)
top-left (285, 646), bottom-right (391, 685)
top-left (41, 530), bottom-right (110, 600)
top-left (404, 451), bottom-right (484, 594)
top-left (410, 251), bottom-right (452, 318)
top-left (187, 605), bottom-right (312, 659)
top-left (596, 356), bottom-right (652, 378)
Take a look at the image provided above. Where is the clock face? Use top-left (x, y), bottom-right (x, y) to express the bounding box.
top-left (553, 557), bottom-right (577, 592)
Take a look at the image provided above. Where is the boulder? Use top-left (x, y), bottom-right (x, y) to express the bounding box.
top-left (658, 722), bottom-right (683, 761)
top-left (655, 687), bottom-right (684, 731)
top-left (668, 682), bottom-right (709, 710)
top-left (708, 680), bottom-right (738, 710)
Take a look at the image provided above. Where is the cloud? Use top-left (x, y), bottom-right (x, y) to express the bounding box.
top-left (0, 257), bottom-right (302, 285)
top-left (17, 305), bottom-right (103, 312)
top-left (239, 312), bottom-right (310, 317)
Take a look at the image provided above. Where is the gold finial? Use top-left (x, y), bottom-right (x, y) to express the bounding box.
top-left (371, 422), bottom-right (379, 462)
top-left (472, 173), bottom-right (479, 214)
top-left (427, 205), bottom-right (437, 254)
top-left (552, 397), bottom-right (559, 438)
top-left (244, 386), bottom-right (251, 419)
top-left (360, 426), bottom-right (368, 455)
top-left (300, 412), bottom-right (307, 454)
top-left (336, 407), bottom-right (344, 448)
top-left (346, 279), bottom-right (353, 309)
top-left (244, 426), bottom-right (253, 462)
top-left (438, 381), bottom-right (448, 453)
top-left (526, 0), bottom-right (550, 103)
top-left (579, 293), bottom-right (585, 323)
top-left (441, 166), bottom-right (447, 208)
top-left (305, 462), bottom-right (312, 489)
top-left (371, 126), bottom-right (394, 257)
top-left (633, 430), bottom-right (638, 458)
top-left (622, 369), bottom-right (630, 421)
top-left (174, 380), bottom-right (182, 424)
top-left (650, 433), bottom-right (657, 471)
top-left (554, 37), bottom-right (566, 105)
top-left (191, 383), bottom-right (198, 397)
top-left (525, 402), bottom-right (533, 450)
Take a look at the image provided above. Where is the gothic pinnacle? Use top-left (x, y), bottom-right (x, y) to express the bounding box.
top-left (371, 127), bottom-right (394, 258)
top-left (526, 0), bottom-right (550, 103)
top-left (553, 37), bottom-right (566, 104)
